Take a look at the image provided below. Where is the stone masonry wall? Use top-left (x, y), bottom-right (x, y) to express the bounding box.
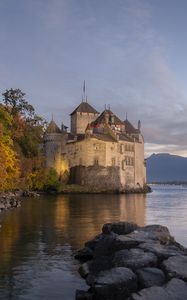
top-left (69, 165), bottom-right (121, 191)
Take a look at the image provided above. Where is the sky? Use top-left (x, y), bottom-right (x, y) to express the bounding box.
top-left (0, 0), bottom-right (187, 157)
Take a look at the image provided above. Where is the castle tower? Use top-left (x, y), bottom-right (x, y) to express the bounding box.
top-left (70, 102), bottom-right (99, 134)
top-left (70, 82), bottom-right (99, 134)
top-left (43, 119), bottom-right (63, 175)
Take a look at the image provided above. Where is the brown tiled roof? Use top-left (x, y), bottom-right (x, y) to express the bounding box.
top-left (70, 101), bottom-right (99, 115)
top-left (92, 109), bottom-right (124, 126)
top-left (45, 120), bottom-right (61, 134)
top-left (124, 119), bottom-right (139, 134)
top-left (119, 133), bottom-right (134, 142)
top-left (93, 133), bottom-right (117, 142)
top-left (67, 133), bottom-right (85, 142)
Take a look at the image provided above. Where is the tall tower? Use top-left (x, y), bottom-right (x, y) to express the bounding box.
top-left (70, 82), bottom-right (99, 134)
top-left (43, 119), bottom-right (62, 175)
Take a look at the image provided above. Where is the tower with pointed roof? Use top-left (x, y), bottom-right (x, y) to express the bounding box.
top-left (43, 119), bottom-right (63, 174)
top-left (70, 82), bottom-right (99, 134)
top-left (70, 101), bottom-right (99, 134)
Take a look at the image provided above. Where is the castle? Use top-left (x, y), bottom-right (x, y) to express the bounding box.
top-left (44, 93), bottom-right (146, 192)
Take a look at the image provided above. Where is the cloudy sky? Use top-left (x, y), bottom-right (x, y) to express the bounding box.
top-left (0, 0), bottom-right (187, 157)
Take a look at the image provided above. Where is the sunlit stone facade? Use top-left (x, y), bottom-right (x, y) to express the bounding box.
top-left (44, 101), bottom-right (146, 191)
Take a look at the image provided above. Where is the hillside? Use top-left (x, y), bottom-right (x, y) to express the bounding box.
top-left (146, 153), bottom-right (187, 183)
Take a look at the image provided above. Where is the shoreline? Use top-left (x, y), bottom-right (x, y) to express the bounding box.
top-left (0, 191), bottom-right (40, 213)
top-left (0, 185), bottom-right (151, 213)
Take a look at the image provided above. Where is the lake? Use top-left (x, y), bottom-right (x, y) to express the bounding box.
top-left (0, 185), bottom-right (187, 299)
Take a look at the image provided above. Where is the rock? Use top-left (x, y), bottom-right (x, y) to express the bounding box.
top-left (22, 191), bottom-right (40, 197)
top-left (139, 241), bottom-right (184, 260)
top-left (113, 248), bottom-right (157, 270)
top-left (138, 225), bottom-right (174, 244)
top-left (136, 268), bottom-right (165, 288)
top-left (75, 247), bottom-right (93, 261)
top-left (128, 278), bottom-right (187, 300)
top-left (85, 234), bottom-right (103, 251)
top-left (162, 255), bottom-right (187, 280)
top-left (86, 256), bottom-right (113, 280)
top-left (0, 191), bottom-right (22, 212)
top-left (115, 234), bottom-right (144, 249)
top-left (78, 262), bottom-right (91, 278)
top-left (102, 222), bottom-right (138, 235)
top-left (93, 267), bottom-right (137, 300)
top-left (76, 222), bottom-right (187, 300)
top-left (93, 233), bottom-right (120, 257)
top-left (75, 290), bottom-right (93, 300)
top-left (115, 225), bottom-right (174, 249)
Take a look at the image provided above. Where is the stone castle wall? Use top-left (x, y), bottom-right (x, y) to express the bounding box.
top-left (44, 132), bottom-right (146, 190)
top-left (69, 165), bottom-right (121, 191)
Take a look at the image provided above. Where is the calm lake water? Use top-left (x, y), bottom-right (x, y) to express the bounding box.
top-left (0, 185), bottom-right (187, 299)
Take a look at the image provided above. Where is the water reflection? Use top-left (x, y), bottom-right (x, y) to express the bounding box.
top-left (54, 194), bottom-right (146, 248)
top-left (0, 193), bottom-right (147, 299)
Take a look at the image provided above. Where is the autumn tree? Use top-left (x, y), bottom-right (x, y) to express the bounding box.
top-left (0, 105), bottom-right (19, 191)
top-left (0, 88), bottom-right (61, 192)
top-left (1, 89), bottom-right (46, 157)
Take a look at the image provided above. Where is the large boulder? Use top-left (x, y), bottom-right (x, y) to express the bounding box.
top-left (128, 278), bottom-right (187, 300)
top-left (92, 267), bottom-right (137, 300)
top-left (119, 225), bottom-right (174, 246)
top-left (136, 268), bottom-right (165, 288)
top-left (93, 233), bottom-right (119, 257)
top-left (79, 256), bottom-right (113, 280)
top-left (139, 241), bottom-right (184, 260)
top-left (102, 222), bottom-right (138, 235)
top-left (138, 225), bottom-right (174, 244)
top-left (162, 255), bottom-right (187, 280)
top-left (113, 248), bottom-right (157, 270)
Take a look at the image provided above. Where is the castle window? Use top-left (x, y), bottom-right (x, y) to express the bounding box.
top-left (120, 144), bottom-right (124, 154)
top-left (126, 157), bottom-right (130, 165)
top-left (112, 158), bottom-right (116, 166)
top-left (122, 160), bottom-right (126, 170)
top-left (125, 157), bottom-right (134, 166)
top-left (94, 157), bottom-right (99, 165)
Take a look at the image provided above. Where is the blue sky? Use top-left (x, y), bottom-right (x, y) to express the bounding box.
top-left (0, 0), bottom-right (187, 156)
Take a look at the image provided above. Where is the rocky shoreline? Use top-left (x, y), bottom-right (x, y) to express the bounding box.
top-left (0, 191), bottom-right (40, 213)
top-left (75, 221), bottom-right (187, 300)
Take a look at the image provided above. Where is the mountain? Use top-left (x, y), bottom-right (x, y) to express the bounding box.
top-left (146, 153), bottom-right (187, 183)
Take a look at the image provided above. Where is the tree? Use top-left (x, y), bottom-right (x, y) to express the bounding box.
top-left (0, 106), bottom-right (19, 190)
top-left (0, 88), bottom-right (52, 191)
top-left (2, 88), bottom-right (34, 118)
top-left (1, 89), bottom-right (46, 157)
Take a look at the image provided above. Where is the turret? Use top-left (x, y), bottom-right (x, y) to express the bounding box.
top-left (44, 119), bottom-right (62, 175)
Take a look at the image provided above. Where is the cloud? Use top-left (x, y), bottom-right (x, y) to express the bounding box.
top-left (0, 0), bottom-right (187, 156)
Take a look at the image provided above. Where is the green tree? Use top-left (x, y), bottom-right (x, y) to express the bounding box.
top-left (2, 88), bottom-right (34, 118)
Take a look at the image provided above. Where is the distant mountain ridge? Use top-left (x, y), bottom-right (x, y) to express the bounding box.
top-left (146, 153), bottom-right (187, 183)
